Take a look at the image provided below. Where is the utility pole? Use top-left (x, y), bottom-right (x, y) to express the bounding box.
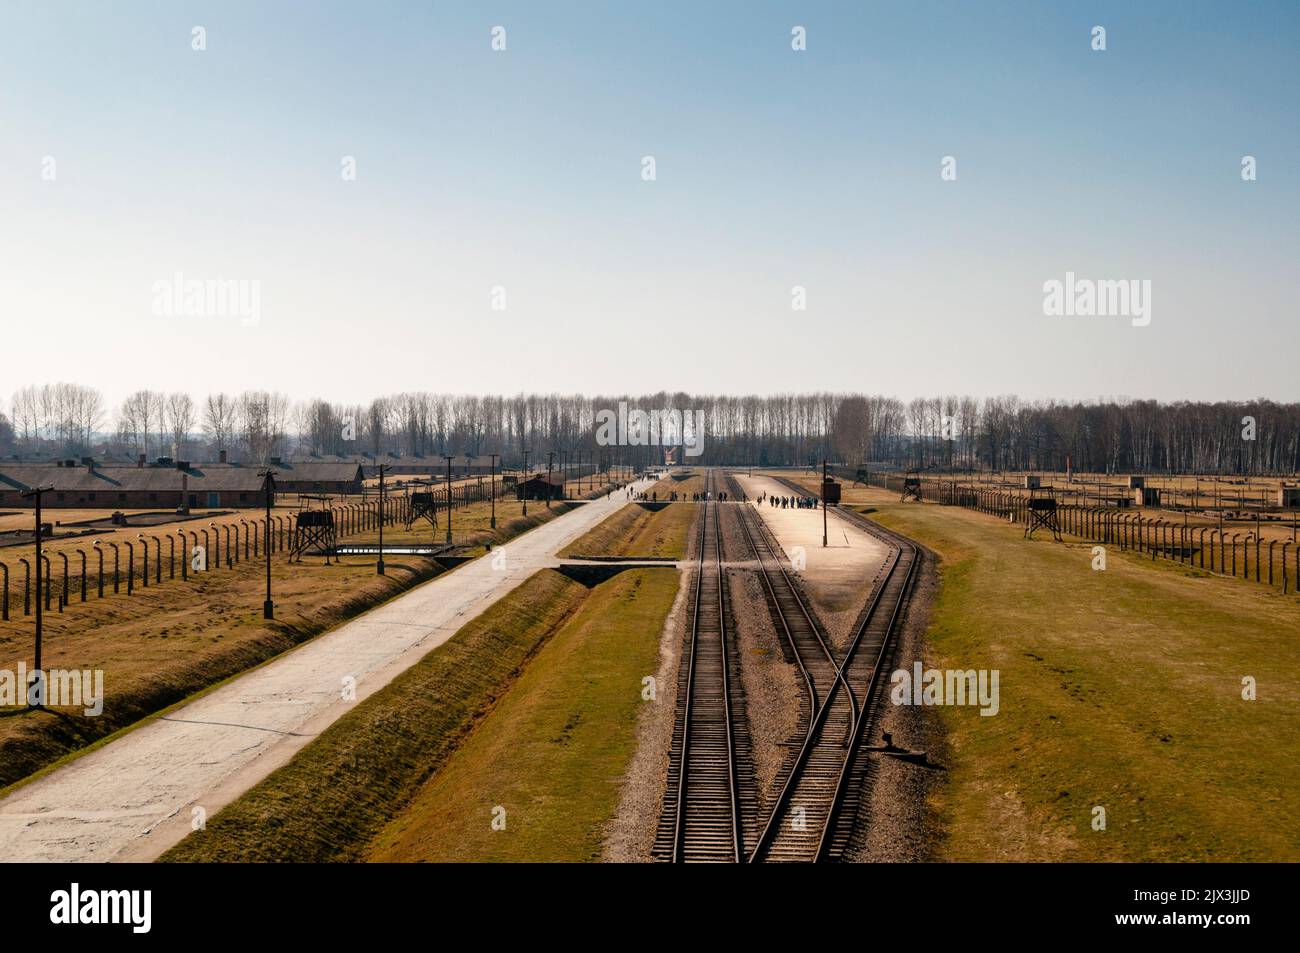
top-left (488, 453), bottom-right (499, 529)
top-left (822, 459), bottom-right (828, 548)
top-left (20, 484), bottom-right (53, 707)
top-left (442, 454), bottom-right (455, 544)
top-left (257, 470), bottom-right (276, 618)
top-left (376, 464), bottom-right (391, 575)
top-left (521, 449), bottom-right (531, 516)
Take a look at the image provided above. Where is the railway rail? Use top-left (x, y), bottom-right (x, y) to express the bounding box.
top-left (814, 502), bottom-right (920, 859)
top-left (732, 497), bottom-right (851, 862)
top-left (653, 470), bottom-right (757, 861)
top-left (733, 472), bottom-right (920, 862)
top-left (655, 469), bottom-right (919, 862)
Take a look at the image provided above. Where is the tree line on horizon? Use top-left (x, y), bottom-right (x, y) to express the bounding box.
top-left (3, 384), bottom-right (1298, 475)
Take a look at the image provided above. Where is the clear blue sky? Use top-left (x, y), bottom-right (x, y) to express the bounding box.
top-left (2, 1), bottom-right (1296, 408)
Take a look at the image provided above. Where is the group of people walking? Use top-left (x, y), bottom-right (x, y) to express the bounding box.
top-left (626, 488), bottom-right (750, 503)
top-left (690, 490), bottom-right (740, 502)
top-left (757, 492), bottom-right (818, 510)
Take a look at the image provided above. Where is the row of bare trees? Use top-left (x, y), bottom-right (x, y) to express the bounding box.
top-left (8, 384), bottom-right (105, 456)
top-left (4, 386), bottom-right (1299, 474)
top-left (1, 385), bottom-right (290, 463)
top-left (115, 391), bottom-right (289, 462)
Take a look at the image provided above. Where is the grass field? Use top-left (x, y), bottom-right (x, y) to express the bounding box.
top-left (845, 469), bottom-right (1300, 545)
top-left (162, 566), bottom-right (677, 862)
top-left (559, 501), bottom-right (694, 559)
top-left (367, 567), bottom-right (676, 862)
top-left (837, 486), bottom-right (1300, 861)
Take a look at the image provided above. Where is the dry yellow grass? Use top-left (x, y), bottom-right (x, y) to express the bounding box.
top-left (559, 502), bottom-right (693, 559)
top-left (835, 484), bottom-right (1299, 861)
top-left (366, 568), bottom-right (677, 862)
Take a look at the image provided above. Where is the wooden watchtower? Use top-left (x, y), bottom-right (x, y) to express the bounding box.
top-left (289, 495), bottom-right (338, 563)
top-left (404, 480), bottom-right (441, 532)
top-left (900, 471), bottom-right (923, 503)
top-left (1024, 485), bottom-right (1062, 541)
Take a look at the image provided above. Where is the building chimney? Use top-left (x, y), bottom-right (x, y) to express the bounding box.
top-left (219, 449), bottom-right (228, 464)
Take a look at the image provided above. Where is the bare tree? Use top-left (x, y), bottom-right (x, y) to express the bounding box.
top-left (165, 392), bottom-right (196, 458)
top-left (202, 393), bottom-right (237, 454)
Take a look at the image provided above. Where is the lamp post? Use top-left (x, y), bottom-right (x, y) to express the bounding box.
top-left (489, 453), bottom-right (499, 529)
top-left (822, 459), bottom-right (828, 548)
top-left (441, 454), bottom-right (455, 544)
top-left (376, 464), bottom-right (391, 575)
top-left (20, 484), bottom-right (53, 707)
top-left (521, 449), bottom-right (531, 516)
top-left (258, 469), bottom-right (276, 619)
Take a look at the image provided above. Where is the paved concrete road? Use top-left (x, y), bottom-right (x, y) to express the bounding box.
top-left (0, 480), bottom-right (655, 862)
top-left (735, 474), bottom-right (891, 647)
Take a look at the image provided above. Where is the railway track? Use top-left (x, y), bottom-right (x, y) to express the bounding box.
top-left (764, 473), bottom-right (921, 861)
top-left (732, 499), bottom-right (852, 862)
top-left (653, 471), bottom-right (757, 861)
top-left (655, 468), bottom-right (919, 862)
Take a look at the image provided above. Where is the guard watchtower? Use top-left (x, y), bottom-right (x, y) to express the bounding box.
top-left (290, 495), bottom-right (338, 563)
top-left (901, 471), bottom-right (923, 503)
top-left (404, 480), bottom-right (441, 532)
top-left (1024, 486), bottom-right (1062, 541)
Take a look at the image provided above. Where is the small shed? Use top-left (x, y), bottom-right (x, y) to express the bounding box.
top-left (516, 474), bottom-right (565, 501)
